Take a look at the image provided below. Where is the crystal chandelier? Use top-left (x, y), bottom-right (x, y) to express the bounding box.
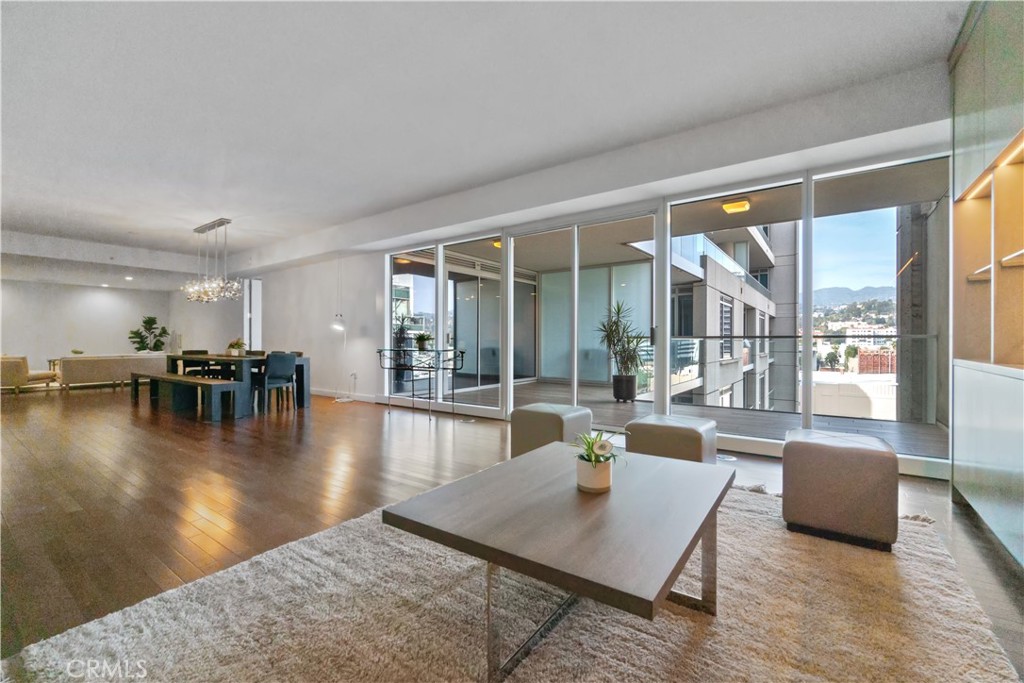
top-left (182, 218), bottom-right (243, 303)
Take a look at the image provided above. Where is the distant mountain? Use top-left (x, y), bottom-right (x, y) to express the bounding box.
top-left (814, 286), bottom-right (896, 307)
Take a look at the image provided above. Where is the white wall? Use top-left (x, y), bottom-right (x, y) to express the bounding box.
top-left (0, 280), bottom-right (171, 367)
top-left (259, 253), bottom-right (385, 401)
top-left (168, 292), bottom-right (245, 354)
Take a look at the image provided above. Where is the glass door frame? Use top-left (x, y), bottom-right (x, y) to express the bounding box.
top-left (385, 151), bottom-right (950, 452)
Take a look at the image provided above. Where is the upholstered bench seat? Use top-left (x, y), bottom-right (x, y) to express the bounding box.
top-left (783, 428), bottom-right (898, 550)
top-left (624, 414), bottom-right (717, 464)
top-left (510, 403), bottom-right (592, 457)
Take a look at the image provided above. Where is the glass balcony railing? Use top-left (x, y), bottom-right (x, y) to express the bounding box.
top-left (671, 235), bottom-right (772, 298)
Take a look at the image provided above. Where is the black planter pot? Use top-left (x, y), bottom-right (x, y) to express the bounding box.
top-left (612, 374), bottom-right (637, 402)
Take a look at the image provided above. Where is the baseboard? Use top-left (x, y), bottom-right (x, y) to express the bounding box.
top-left (716, 434), bottom-right (950, 480)
top-left (310, 388), bottom-right (376, 403)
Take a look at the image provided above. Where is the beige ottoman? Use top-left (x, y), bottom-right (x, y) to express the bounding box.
top-left (510, 403), bottom-right (592, 457)
top-left (624, 414), bottom-right (717, 464)
top-left (783, 429), bottom-right (898, 550)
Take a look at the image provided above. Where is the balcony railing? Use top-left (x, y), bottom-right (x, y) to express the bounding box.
top-left (671, 235), bottom-right (772, 298)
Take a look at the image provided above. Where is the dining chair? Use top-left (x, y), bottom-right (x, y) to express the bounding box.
top-left (252, 352), bottom-right (297, 413)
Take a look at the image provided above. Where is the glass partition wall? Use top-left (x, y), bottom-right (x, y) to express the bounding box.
top-left (386, 157), bottom-right (951, 458)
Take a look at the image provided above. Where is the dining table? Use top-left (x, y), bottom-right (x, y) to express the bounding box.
top-left (164, 353), bottom-right (311, 418)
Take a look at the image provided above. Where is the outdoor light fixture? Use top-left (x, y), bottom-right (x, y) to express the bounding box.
top-left (492, 239), bottom-right (502, 248)
top-left (182, 218), bottom-right (242, 302)
top-left (721, 198), bottom-right (751, 214)
top-left (331, 313), bottom-right (346, 331)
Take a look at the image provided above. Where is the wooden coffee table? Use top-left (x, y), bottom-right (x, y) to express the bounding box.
top-left (383, 441), bottom-right (736, 682)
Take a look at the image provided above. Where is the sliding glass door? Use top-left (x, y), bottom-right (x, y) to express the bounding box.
top-left (443, 237), bottom-right (503, 408)
top-left (511, 227), bottom-right (572, 409)
top-left (812, 158), bottom-right (948, 427)
top-left (386, 157), bottom-right (950, 458)
top-left (576, 215), bottom-right (655, 427)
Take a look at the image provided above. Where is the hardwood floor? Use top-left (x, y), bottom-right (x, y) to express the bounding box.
top-left (1, 387), bottom-right (1019, 676)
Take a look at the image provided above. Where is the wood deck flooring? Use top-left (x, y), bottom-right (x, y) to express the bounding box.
top-left (1, 388), bottom-right (1016, 674)
top-left (442, 381), bottom-right (949, 458)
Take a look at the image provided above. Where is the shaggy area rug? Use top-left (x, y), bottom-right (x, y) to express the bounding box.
top-left (2, 489), bottom-right (1017, 682)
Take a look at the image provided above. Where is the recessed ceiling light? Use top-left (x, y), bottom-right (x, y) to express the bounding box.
top-left (722, 198), bottom-right (751, 214)
top-left (124, 276), bottom-right (134, 281)
top-left (395, 257), bottom-right (412, 264)
top-left (101, 284), bottom-right (109, 288)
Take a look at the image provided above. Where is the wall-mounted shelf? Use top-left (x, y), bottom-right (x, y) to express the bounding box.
top-left (1000, 249), bottom-right (1024, 268)
top-left (967, 265), bottom-right (992, 282)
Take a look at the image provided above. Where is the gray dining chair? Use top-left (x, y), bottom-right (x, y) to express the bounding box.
top-left (252, 352), bottom-right (297, 413)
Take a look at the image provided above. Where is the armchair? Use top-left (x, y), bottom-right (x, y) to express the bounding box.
top-left (1, 356), bottom-right (58, 394)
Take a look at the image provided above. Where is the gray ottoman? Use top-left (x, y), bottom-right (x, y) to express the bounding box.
top-left (510, 403), bottom-right (592, 457)
top-left (624, 414), bottom-right (717, 464)
top-left (783, 429), bottom-right (898, 550)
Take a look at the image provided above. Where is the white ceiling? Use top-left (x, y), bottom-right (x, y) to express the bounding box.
top-left (1, 1), bottom-right (967, 288)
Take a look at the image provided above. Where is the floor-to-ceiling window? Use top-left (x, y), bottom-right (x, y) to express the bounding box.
top-left (812, 157), bottom-right (949, 429)
top-left (576, 215), bottom-right (654, 427)
top-left (668, 183), bottom-right (804, 427)
top-left (512, 227), bottom-right (573, 408)
top-left (442, 237), bottom-right (504, 408)
top-left (385, 158), bottom-right (950, 459)
top-left (389, 250), bottom-right (436, 399)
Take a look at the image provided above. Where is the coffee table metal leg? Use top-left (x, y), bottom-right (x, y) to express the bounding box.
top-left (666, 513), bottom-right (718, 616)
top-left (485, 562), bottom-right (579, 683)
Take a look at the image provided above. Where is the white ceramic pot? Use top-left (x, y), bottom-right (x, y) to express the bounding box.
top-left (577, 459), bottom-right (612, 493)
top-left (227, 349), bottom-right (240, 356)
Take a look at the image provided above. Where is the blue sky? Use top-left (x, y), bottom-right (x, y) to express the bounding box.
top-left (812, 207), bottom-right (896, 290)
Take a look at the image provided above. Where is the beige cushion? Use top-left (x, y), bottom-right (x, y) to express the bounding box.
top-left (59, 354), bottom-right (167, 387)
top-left (510, 403), bottom-right (592, 457)
top-left (783, 429), bottom-right (898, 546)
top-left (625, 414), bottom-right (717, 464)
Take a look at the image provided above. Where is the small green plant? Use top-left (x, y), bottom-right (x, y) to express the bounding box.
top-left (414, 332), bottom-right (433, 344)
top-left (227, 337), bottom-right (246, 350)
top-left (128, 316), bottom-right (169, 352)
top-left (574, 431), bottom-right (621, 468)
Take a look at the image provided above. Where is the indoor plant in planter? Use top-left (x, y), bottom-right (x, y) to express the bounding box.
top-left (414, 332), bottom-right (433, 351)
top-left (574, 431), bottom-right (620, 493)
top-left (392, 315), bottom-right (412, 391)
top-left (226, 338), bottom-right (246, 356)
top-left (597, 301), bottom-right (645, 402)
top-left (128, 316), bottom-right (169, 352)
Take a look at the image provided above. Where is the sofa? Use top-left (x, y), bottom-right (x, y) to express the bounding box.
top-left (0, 356), bottom-right (59, 394)
top-left (58, 354), bottom-right (167, 389)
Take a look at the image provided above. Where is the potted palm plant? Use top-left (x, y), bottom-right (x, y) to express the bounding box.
top-left (392, 315), bottom-right (412, 391)
top-left (574, 431), bottom-right (621, 493)
top-left (597, 301), bottom-right (645, 402)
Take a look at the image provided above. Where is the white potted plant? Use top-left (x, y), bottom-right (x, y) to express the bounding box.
top-left (574, 431), bottom-right (621, 493)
